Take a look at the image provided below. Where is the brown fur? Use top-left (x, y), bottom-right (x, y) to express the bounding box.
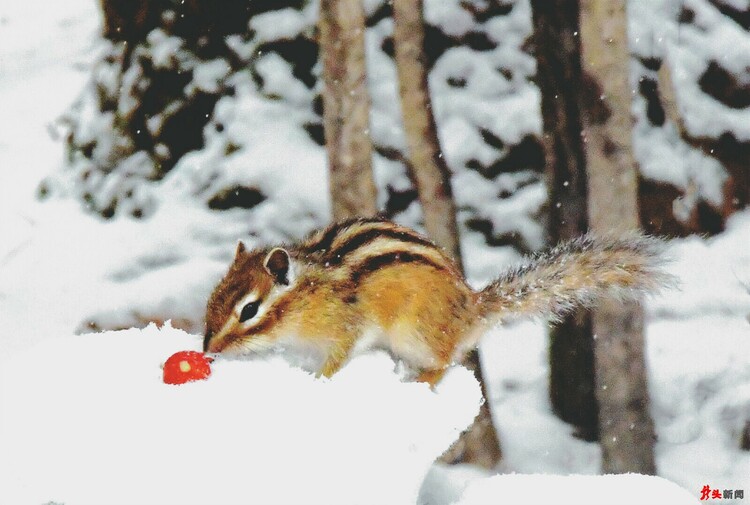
top-left (204, 219), bottom-right (671, 385)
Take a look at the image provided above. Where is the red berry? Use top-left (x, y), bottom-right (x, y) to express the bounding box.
top-left (163, 351), bottom-right (213, 385)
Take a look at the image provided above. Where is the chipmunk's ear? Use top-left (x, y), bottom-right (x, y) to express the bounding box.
top-left (264, 247), bottom-right (292, 286)
top-left (235, 241), bottom-right (247, 258)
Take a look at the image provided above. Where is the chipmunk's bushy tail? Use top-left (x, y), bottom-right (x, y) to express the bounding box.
top-left (478, 233), bottom-right (674, 323)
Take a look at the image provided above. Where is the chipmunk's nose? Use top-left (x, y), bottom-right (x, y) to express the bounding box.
top-left (202, 331), bottom-right (213, 353)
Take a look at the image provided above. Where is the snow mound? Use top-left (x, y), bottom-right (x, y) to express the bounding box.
top-left (456, 473), bottom-right (701, 505)
top-left (0, 324), bottom-right (481, 505)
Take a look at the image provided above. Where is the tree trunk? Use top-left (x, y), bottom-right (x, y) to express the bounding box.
top-left (440, 350), bottom-right (502, 469)
top-left (392, 0), bottom-right (462, 263)
top-left (580, 0), bottom-right (657, 474)
top-left (531, 0), bottom-right (599, 442)
top-left (393, 0), bottom-right (501, 469)
top-left (319, 0), bottom-right (378, 220)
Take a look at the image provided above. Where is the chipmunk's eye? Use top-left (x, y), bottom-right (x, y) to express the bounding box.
top-left (239, 300), bottom-right (260, 322)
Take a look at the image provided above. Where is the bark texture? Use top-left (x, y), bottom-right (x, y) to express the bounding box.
top-left (393, 0), bottom-right (501, 468)
top-left (579, 0), bottom-right (657, 474)
top-left (531, 0), bottom-right (599, 441)
top-left (319, 0), bottom-right (378, 220)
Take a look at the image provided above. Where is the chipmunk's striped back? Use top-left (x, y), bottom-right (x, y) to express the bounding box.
top-left (204, 217), bottom-right (474, 381)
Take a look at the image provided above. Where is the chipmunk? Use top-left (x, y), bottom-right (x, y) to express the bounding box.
top-left (203, 217), bottom-right (670, 385)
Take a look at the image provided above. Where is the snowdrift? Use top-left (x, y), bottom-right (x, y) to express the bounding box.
top-left (0, 324), bottom-right (481, 505)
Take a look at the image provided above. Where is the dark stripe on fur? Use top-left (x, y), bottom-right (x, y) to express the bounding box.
top-left (350, 251), bottom-right (447, 283)
top-left (300, 217), bottom-right (387, 254)
top-left (326, 228), bottom-right (434, 265)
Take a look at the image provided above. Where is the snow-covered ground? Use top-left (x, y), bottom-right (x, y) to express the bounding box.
top-left (0, 325), bottom-right (482, 505)
top-left (1, 0), bottom-right (749, 504)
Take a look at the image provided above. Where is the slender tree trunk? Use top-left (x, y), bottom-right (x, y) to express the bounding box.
top-left (580, 0), bottom-right (657, 474)
top-left (392, 0), bottom-right (462, 263)
top-left (440, 350), bottom-right (502, 468)
top-left (393, 0), bottom-right (501, 469)
top-left (319, 0), bottom-right (378, 220)
top-left (531, 0), bottom-right (599, 442)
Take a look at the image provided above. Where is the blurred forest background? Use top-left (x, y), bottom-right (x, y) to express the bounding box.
top-left (4, 0), bottom-right (749, 495)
